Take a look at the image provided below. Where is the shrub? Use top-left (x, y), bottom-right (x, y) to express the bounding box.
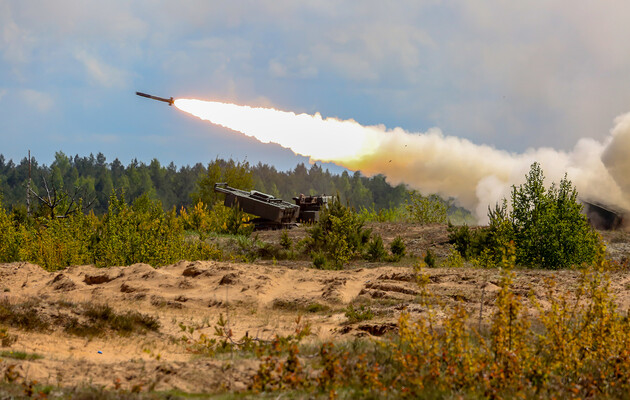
top-left (423, 249), bottom-right (437, 268)
top-left (20, 209), bottom-right (98, 271)
top-left (442, 248), bottom-right (465, 268)
top-left (365, 234), bottom-right (387, 262)
top-left (509, 163), bottom-right (600, 268)
top-left (0, 198), bottom-right (21, 263)
top-left (279, 229), bottom-right (292, 250)
top-left (491, 163), bottom-right (600, 269)
top-left (311, 251), bottom-right (328, 270)
top-left (345, 304), bottom-right (374, 323)
top-left (406, 191), bottom-right (448, 224)
top-left (179, 201), bottom-right (212, 234)
top-left (94, 193), bottom-right (185, 267)
top-left (308, 198), bottom-right (368, 268)
top-left (390, 236), bottom-right (406, 260)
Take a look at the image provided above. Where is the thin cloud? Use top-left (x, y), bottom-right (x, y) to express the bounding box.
top-left (75, 51), bottom-right (130, 88)
top-left (20, 89), bottom-right (53, 112)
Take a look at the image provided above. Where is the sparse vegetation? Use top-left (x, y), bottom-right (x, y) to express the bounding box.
top-left (0, 351), bottom-right (43, 360)
top-left (344, 304), bottom-right (375, 323)
top-left (0, 299), bottom-right (159, 337)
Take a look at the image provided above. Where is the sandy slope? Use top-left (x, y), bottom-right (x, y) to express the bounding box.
top-left (1, 226), bottom-right (630, 393)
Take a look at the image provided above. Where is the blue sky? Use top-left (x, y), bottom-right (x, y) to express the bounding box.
top-left (2, 1), bottom-right (630, 171)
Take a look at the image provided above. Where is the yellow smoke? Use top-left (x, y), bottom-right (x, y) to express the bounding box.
top-left (175, 98), bottom-right (630, 221)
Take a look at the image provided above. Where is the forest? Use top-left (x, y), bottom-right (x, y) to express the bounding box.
top-left (0, 151), bottom-right (412, 215)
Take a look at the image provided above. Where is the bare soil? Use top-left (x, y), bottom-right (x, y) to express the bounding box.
top-left (1, 224), bottom-right (630, 395)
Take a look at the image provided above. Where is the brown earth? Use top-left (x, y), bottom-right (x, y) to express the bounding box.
top-left (1, 224), bottom-right (630, 395)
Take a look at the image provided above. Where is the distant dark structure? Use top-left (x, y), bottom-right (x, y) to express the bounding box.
top-left (582, 200), bottom-right (626, 230)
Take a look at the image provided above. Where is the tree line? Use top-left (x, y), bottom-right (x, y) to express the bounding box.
top-left (0, 152), bottom-right (413, 215)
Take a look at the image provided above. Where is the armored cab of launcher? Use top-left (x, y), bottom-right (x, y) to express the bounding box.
top-left (214, 183), bottom-right (300, 229)
top-left (582, 200), bottom-right (627, 230)
top-left (293, 194), bottom-right (333, 223)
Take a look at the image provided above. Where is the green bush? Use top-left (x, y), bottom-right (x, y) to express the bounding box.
top-left (308, 198), bottom-right (368, 268)
top-left (0, 191), bottom-right (224, 270)
top-left (311, 251), bottom-right (328, 269)
top-left (365, 234), bottom-right (387, 262)
top-left (21, 211), bottom-right (98, 271)
top-left (93, 193), bottom-right (185, 267)
top-left (450, 164), bottom-right (600, 270)
top-left (0, 198), bottom-right (22, 262)
top-left (345, 304), bottom-right (374, 323)
top-left (509, 163), bottom-right (599, 268)
top-left (279, 229), bottom-right (292, 250)
top-left (406, 191), bottom-right (448, 224)
top-left (424, 249), bottom-right (437, 268)
top-left (390, 236), bottom-right (406, 260)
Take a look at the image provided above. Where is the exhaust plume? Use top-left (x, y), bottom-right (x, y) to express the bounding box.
top-left (175, 98), bottom-right (630, 222)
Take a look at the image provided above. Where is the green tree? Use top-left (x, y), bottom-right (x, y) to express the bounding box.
top-left (406, 191), bottom-right (448, 224)
top-left (192, 159), bottom-right (253, 207)
top-left (308, 198), bottom-right (368, 268)
top-left (509, 163), bottom-right (599, 269)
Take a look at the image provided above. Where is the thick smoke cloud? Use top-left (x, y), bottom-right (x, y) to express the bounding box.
top-left (602, 113), bottom-right (630, 196)
top-left (177, 98), bottom-right (630, 223)
top-left (344, 114), bottom-right (630, 222)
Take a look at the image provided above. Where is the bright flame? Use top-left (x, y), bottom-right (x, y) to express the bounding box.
top-left (175, 99), bottom-right (380, 163)
top-left (175, 98), bottom-right (630, 221)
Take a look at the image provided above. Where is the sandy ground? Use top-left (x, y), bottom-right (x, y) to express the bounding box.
top-left (1, 225), bottom-right (630, 394)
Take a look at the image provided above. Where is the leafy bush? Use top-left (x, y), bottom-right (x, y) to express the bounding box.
top-left (311, 251), bottom-right (328, 270)
top-left (345, 304), bottom-right (374, 323)
top-left (179, 201), bottom-right (212, 234)
top-left (406, 191), bottom-right (448, 224)
top-left (390, 236), bottom-right (406, 260)
top-left (358, 205), bottom-right (408, 222)
top-left (442, 248), bottom-right (465, 268)
top-left (423, 249), bottom-right (437, 268)
top-left (20, 209), bottom-right (98, 271)
top-left (279, 229), bottom-right (292, 250)
top-left (509, 163), bottom-right (600, 268)
top-left (0, 197), bottom-right (28, 263)
top-left (365, 234), bottom-right (387, 262)
top-left (307, 198), bottom-right (368, 268)
top-left (94, 193), bottom-right (186, 267)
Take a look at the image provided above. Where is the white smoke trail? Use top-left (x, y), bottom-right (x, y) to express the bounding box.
top-left (175, 98), bottom-right (630, 222)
